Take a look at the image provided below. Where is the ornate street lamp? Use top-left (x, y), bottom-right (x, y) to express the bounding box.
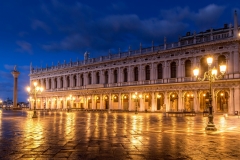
top-left (26, 82), bottom-right (43, 118)
top-left (132, 92), bottom-right (142, 114)
top-left (193, 57), bottom-right (226, 131)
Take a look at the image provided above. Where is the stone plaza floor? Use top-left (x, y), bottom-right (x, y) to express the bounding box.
top-left (0, 110), bottom-right (240, 160)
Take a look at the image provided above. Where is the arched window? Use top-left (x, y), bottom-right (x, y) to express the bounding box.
top-left (157, 64), bottom-right (163, 79)
top-left (170, 62), bottom-right (177, 78)
top-left (43, 79), bottom-right (46, 89)
top-left (134, 67), bottom-right (138, 81)
top-left (60, 77), bottom-right (63, 88)
top-left (73, 75), bottom-right (77, 87)
top-left (145, 65), bottom-right (150, 80)
top-left (96, 72), bottom-right (100, 84)
top-left (105, 71), bottom-right (108, 84)
top-left (66, 76), bottom-right (70, 87)
top-left (49, 79), bottom-right (52, 89)
top-left (54, 78), bottom-right (57, 88)
top-left (88, 73), bottom-right (92, 84)
top-left (123, 68), bottom-right (128, 82)
top-left (80, 74), bottom-right (84, 86)
top-left (218, 55), bottom-right (226, 65)
top-left (200, 58), bottom-right (208, 77)
top-left (114, 70), bottom-right (118, 83)
top-left (185, 60), bottom-right (191, 77)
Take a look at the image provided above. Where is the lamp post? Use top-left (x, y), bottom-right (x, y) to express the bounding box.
top-left (132, 92), bottom-right (142, 114)
top-left (0, 99), bottom-right (2, 108)
top-left (26, 82), bottom-right (43, 118)
top-left (193, 57), bottom-right (226, 131)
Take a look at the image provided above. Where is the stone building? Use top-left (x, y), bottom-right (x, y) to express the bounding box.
top-left (29, 12), bottom-right (240, 114)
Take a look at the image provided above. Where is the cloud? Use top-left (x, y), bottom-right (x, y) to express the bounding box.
top-left (16, 41), bottom-right (33, 54)
top-left (39, 2), bottom-right (225, 55)
top-left (192, 4), bottom-right (225, 28)
top-left (31, 19), bottom-right (51, 34)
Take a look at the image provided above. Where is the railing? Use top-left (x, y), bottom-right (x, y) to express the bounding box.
top-left (31, 30), bottom-right (235, 74)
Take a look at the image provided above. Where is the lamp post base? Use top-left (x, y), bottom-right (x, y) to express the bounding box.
top-left (205, 124), bottom-right (217, 131)
top-left (32, 110), bottom-right (38, 118)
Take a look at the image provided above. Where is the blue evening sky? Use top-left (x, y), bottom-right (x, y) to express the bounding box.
top-left (0, 0), bottom-right (239, 102)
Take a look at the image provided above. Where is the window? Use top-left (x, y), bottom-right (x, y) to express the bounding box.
top-left (105, 71), bottom-right (108, 84)
top-left (96, 72), bottom-right (100, 84)
top-left (49, 79), bottom-right (52, 89)
top-left (88, 73), bottom-right (92, 84)
top-left (134, 67), bottom-right (138, 81)
top-left (185, 60), bottom-right (191, 77)
top-left (170, 62), bottom-right (177, 78)
top-left (157, 64), bottom-right (163, 79)
top-left (54, 78), bottom-right (57, 88)
top-left (114, 70), bottom-right (118, 83)
top-left (66, 76), bottom-right (70, 87)
top-left (81, 74), bottom-right (84, 86)
top-left (123, 68), bottom-right (128, 82)
top-left (145, 65), bottom-right (150, 80)
top-left (73, 75), bottom-right (77, 87)
top-left (200, 58), bottom-right (208, 77)
top-left (218, 55), bottom-right (226, 65)
top-left (60, 77), bottom-right (63, 88)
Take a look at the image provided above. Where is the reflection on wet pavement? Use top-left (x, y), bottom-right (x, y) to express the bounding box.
top-left (0, 110), bottom-right (240, 159)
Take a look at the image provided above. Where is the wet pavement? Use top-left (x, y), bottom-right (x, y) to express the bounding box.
top-left (0, 110), bottom-right (240, 160)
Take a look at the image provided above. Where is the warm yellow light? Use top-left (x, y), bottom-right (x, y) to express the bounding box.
top-left (73, 97), bottom-right (76, 100)
top-left (132, 94), bottom-right (136, 99)
top-left (203, 94), bottom-right (206, 97)
top-left (40, 87), bottom-right (43, 92)
top-left (139, 94), bottom-right (142, 98)
top-left (212, 67), bottom-right (217, 76)
top-left (105, 97), bottom-right (107, 99)
top-left (26, 86), bottom-right (31, 92)
top-left (114, 96), bottom-right (116, 99)
top-left (33, 82), bottom-right (37, 87)
top-left (36, 86), bottom-right (40, 91)
top-left (146, 95), bottom-right (149, 98)
top-left (124, 96), bottom-right (126, 99)
top-left (221, 93), bottom-right (224, 96)
top-left (187, 94), bottom-right (189, 97)
top-left (191, 94), bottom-right (194, 97)
top-left (207, 57), bottom-right (213, 66)
top-left (60, 98), bottom-right (63, 101)
top-left (172, 95), bottom-right (175, 98)
top-left (220, 64), bottom-right (226, 74)
top-left (193, 68), bottom-right (199, 77)
top-left (157, 95), bottom-right (161, 98)
top-left (135, 92), bottom-right (137, 95)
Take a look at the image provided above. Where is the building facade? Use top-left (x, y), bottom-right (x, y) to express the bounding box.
top-left (29, 12), bottom-right (240, 114)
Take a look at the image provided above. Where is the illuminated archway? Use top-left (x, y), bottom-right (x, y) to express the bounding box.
top-left (169, 92), bottom-right (178, 111)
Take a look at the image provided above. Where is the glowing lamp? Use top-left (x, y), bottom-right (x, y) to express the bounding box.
top-left (193, 68), bottom-right (199, 77)
top-left (207, 57), bottom-right (213, 66)
top-left (220, 64), bottom-right (226, 74)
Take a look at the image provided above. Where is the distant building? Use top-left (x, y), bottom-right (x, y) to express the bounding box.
top-left (3, 98), bottom-right (13, 108)
top-left (29, 12), bottom-right (240, 114)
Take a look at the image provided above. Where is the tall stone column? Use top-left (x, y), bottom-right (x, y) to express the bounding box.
top-left (11, 66), bottom-right (20, 109)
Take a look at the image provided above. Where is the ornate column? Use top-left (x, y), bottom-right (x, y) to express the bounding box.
top-left (234, 87), bottom-right (240, 114)
top-left (129, 93), bottom-right (132, 111)
top-left (118, 93), bottom-right (122, 109)
top-left (229, 88), bottom-right (234, 114)
top-left (100, 94), bottom-right (103, 109)
top-left (11, 67), bottom-right (20, 109)
top-left (128, 66), bottom-right (132, 82)
top-left (233, 50), bottom-right (240, 78)
top-left (178, 90), bottom-right (183, 111)
top-left (139, 92), bottom-right (144, 111)
top-left (164, 92), bottom-right (169, 111)
top-left (91, 95), bottom-right (94, 109)
top-left (109, 93), bottom-right (112, 111)
top-left (151, 92), bottom-right (156, 111)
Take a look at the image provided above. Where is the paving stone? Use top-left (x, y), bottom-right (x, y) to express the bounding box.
top-left (0, 110), bottom-right (240, 159)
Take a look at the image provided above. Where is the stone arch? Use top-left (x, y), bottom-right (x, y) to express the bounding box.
top-left (182, 91), bottom-right (194, 111)
top-left (103, 95), bottom-right (109, 109)
top-left (112, 94), bottom-right (118, 109)
top-left (169, 92), bottom-right (178, 111)
top-left (215, 89), bottom-right (229, 113)
top-left (122, 94), bottom-right (129, 110)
